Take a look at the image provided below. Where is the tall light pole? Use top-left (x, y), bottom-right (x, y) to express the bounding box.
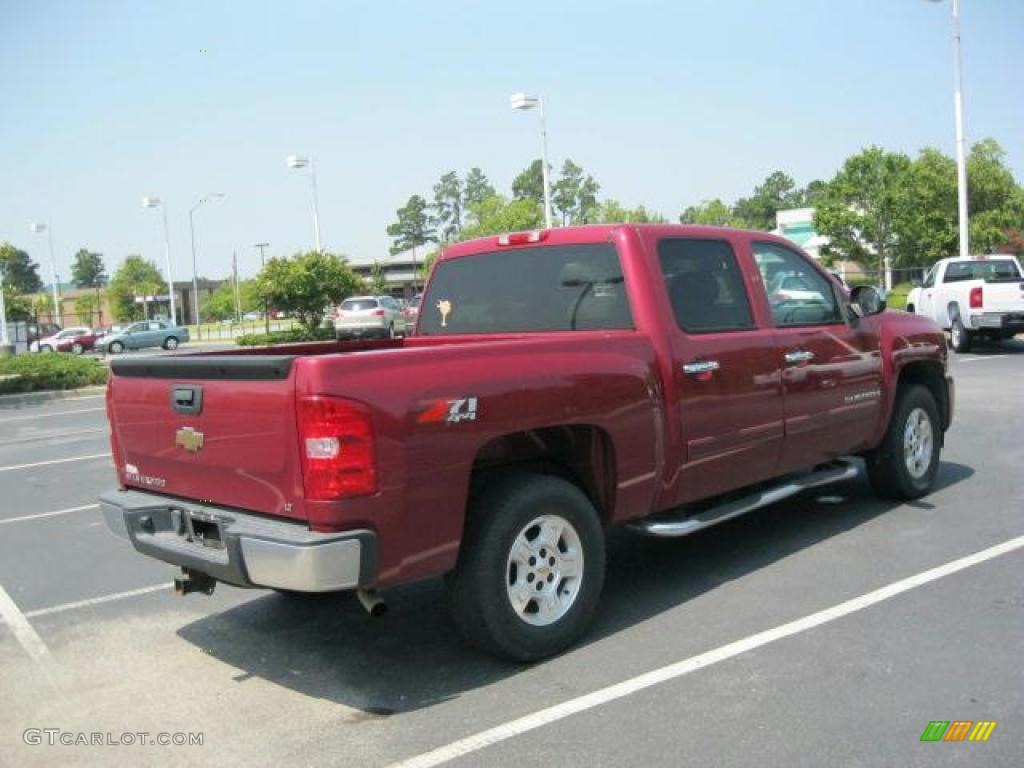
top-left (254, 242), bottom-right (270, 333)
top-left (0, 269), bottom-right (10, 352)
top-left (188, 193), bottom-right (225, 331)
top-left (287, 154), bottom-right (322, 252)
top-left (510, 92), bottom-right (553, 229)
top-left (142, 196), bottom-right (177, 324)
top-left (30, 223), bottom-right (61, 324)
top-left (928, 0), bottom-right (970, 259)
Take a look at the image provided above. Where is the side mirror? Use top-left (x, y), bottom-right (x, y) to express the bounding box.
top-left (850, 285), bottom-right (887, 317)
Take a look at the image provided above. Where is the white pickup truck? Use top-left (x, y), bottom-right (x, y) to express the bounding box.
top-left (906, 255), bottom-right (1024, 352)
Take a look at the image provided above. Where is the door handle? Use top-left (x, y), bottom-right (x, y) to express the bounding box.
top-left (682, 360), bottom-right (720, 376)
top-left (784, 350), bottom-right (815, 364)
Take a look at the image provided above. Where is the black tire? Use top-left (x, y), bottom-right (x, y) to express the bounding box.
top-left (950, 316), bottom-right (971, 353)
top-left (905, 304), bottom-right (915, 314)
top-left (71, 343), bottom-right (84, 355)
top-left (108, 341), bottom-right (124, 354)
top-left (446, 474), bottom-right (606, 662)
top-left (866, 384), bottom-right (941, 500)
top-left (163, 336), bottom-right (179, 350)
top-left (387, 323), bottom-right (395, 339)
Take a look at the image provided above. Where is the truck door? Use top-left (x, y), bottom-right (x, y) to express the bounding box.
top-left (751, 241), bottom-right (883, 473)
top-left (917, 265), bottom-right (939, 324)
top-left (656, 237), bottom-right (784, 505)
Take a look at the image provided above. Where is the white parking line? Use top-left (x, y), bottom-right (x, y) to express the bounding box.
top-left (24, 584), bottom-right (169, 618)
top-left (0, 585), bottom-right (53, 664)
top-left (0, 452), bottom-right (111, 473)
top-left (0, 504), bottom-right (100, 526)
top-left (5, 427), bottom-right (106, 445)
top-left (957, 354), bottom-right (1008, 363)
top-left (0, 406), bottom-right (105, 422)
top-left (386, 535), bottom-right (1024, 768)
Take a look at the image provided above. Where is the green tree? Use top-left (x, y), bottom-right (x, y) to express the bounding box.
top-left (679, 199), bottom-right (742, 227)
top-left (596, 200), bottom-right (667, 224)
top-left (1, 284), bottom-right (31, 321)
top-left (733, 171), bottom-right (802, 230)
top-left (254, 251), bottom-right (361, 332)
top-left (0, 243), bottom-right (43, 294)
top-left (432, 171), bottom-right (463, 242)
top-left (74, 291), bottom-right (104, 326)
top-left (463, 167), bottom-right (496, 210)
top-left (965, 139), bottom-right (1024, 253)
top-left (553, 159), bottom-right (583, 225)
top-left (814, 147), bottom-right (913, 273)
top-left (512, 159), bottom-right (545, 205)
top-left (70, 249), bottom-right (107, 289)
top-left (460, 195), bottom-right (544, 240)
top-left (107, 256), bottom-right (168, 321)
top-left (387, 195), bottom-right (437, 256)
top-left (369, 262), bottom-right (388, 294)
top-left (201, 279), bottom-right (259, 322)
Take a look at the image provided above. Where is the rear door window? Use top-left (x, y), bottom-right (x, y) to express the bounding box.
top-left (657, 238), bottom-right (754, 333)
top-left (419, 244), bottom-right (632, 335)
top-left (342, 299), bottom-right (379, 311)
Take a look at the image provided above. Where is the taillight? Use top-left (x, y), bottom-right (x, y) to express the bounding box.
top-left (372, 308), bottom-right (385, 316)
top-left (297, 396), bottom-right (377, 500)
top-left (106, 384), bottom-right (125, 484)
top-left (969, 285), bottom-right (983, 309)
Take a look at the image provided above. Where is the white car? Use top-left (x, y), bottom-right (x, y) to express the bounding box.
top-left (333, 295), bottom-right (407, 339)
top-left (906, 255), bottom-right (1024, 352)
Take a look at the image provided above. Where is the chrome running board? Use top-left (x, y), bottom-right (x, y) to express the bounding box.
top-left (629, 459), bottom-right (859, 538)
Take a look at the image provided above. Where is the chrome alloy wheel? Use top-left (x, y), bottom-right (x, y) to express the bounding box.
top-left (506, 514), bottom-right (584, 627)
top-left (903, 407), bottom-right (934, 480)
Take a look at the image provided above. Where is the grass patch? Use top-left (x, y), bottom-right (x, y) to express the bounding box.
top-left (887, 282), bottom-right (913, 311)
top-left (235, 327), bottom-right (335, 347)
top-left (0, 354), bottom-right (109, 395)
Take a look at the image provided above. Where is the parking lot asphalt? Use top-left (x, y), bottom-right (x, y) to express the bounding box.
top-left (1, 341), bottom-right (1021, 767)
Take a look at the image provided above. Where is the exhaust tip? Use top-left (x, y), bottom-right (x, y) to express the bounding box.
top-left (357, 589), bottom-right (387, 617)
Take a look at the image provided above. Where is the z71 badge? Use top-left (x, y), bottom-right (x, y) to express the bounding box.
top-left (417, 397), bottom-right (479, 424)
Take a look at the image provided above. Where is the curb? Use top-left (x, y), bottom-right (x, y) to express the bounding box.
top-left (0, 385), bottom-right (108, 409)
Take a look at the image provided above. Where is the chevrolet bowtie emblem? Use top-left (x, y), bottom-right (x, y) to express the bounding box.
top-left (175, 426), bottom-right (205, 453)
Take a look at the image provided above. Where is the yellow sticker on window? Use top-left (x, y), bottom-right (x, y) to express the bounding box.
top-left (437, 299), bottom-right (452, 327)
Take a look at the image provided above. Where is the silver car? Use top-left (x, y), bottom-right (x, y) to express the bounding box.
top-left (333, 296), bottom-right (407, 339)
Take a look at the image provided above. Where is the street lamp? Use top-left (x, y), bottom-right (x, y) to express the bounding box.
top-left (287, 154), bottom-right (322, 252)
top-left (29, 223), bottom-right (61, 324)
top-left (253, 242), bottom-right (270, 334)
top-left (0, 269), bottom-right (10, 351)
top-left (510, 92), bottom-right (553, 230)
top-left (927, 0), bottom-right (970, 259)
top-left (188, 193), bottom-right (225, 330)
top-left (142, 196), bottom-right (177, 324)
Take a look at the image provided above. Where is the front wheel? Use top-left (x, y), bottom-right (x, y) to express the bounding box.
top-left (446, 474), bottom-right (606, 661)
top-left (71, 343), bottom-right (84, 355)
top-left (950, 317), bottom-right (971, 353)
top-left (108, 341), bottom-right (124, 355)
top-left (163, 336), bottom-right (179, 350)
top-left (866, 385), bottom-right (941, 500)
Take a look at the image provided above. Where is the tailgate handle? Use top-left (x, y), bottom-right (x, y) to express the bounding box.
top-left (171, 385), bottom-right (203, 415)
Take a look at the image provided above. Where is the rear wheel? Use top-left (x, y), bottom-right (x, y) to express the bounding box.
top-left (71, 343), bottom-right (84, 355)
top-left (446, 474), bottom-right (605, 661)
top-left (905, 304), bottom-right (915, 314)
top-left (866, 384), bottom-right (941, 500)
top-left (163, 336), bottom-right (179, 350)
top-left (950, 316), bottom-right (971, 353)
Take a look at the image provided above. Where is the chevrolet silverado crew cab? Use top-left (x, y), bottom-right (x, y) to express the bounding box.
top-left (905, 254), bottom-right (1024, 352)
top-left (101, 225), bottom-right (954, 660)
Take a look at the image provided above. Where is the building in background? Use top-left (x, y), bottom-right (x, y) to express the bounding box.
top-left (347, 245), bottom-right (432, 297)
top-left (773, 208), bottom-right (866, 281)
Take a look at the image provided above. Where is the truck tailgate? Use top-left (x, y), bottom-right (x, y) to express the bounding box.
top-left (107, 355), bottom-right (307, 521)
top-left (982, 280), bottom-right (1024, 312)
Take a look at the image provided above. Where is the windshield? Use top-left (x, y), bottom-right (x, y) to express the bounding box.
top-left (419, 244), bottom-right (633, 336)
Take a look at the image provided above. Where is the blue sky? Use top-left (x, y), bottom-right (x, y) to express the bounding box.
top-left (1, 0), bottom-right (1022, 283)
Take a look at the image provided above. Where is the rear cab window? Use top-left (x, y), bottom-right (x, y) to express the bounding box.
top-left (942, 259), bottom-right (1021, 283)
top-left (418, 244), bottom-right (633, 335)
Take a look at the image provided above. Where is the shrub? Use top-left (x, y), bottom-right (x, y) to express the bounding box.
top-left (887, 282), bottom-right (913, 311)
top-left (235, 328), bottom-right (335, 347)
top-left (0, 354), bottom-right (109, 394)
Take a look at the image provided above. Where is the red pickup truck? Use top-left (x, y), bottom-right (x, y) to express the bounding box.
top-left (101, 225), bottom-right (954, 660)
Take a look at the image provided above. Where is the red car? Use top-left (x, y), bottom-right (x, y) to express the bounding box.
top-left (101, 224), bottom-right (954, 660)
top-left (35, 326), bottom-right (102, 354)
